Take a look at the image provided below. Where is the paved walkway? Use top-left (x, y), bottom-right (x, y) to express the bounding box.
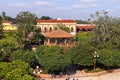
top-left (99, 72), bottom-right (120, 80)
top-left (45, 71), bottom-right (120, 80)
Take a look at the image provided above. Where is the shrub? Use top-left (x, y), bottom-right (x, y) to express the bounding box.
top-left (98, 49), bottom-right (120, 68)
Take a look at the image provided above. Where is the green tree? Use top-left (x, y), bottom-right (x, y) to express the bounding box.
top-left (0, 16), bottom-right (2, 25)
top-left (2, 11), bottom-right (6, 19)
top-left (89, 10), bottom-right (120, 50)
top-left (66, 32), bottom-right (95, 67)
top-left (12, 50), bottom-right (39, 68)
top-left (66, 42), bottom-right (95, 66)
top-left (0, 39), bottom-right (16, 62)
top-left (76, 20), bottom-right (89, 24)
top-left (75, 32), bottom-right (91, 44)
top-left (57, 23), bottom-right (70, 32)
top-left (16, 11), bottom-right (42, 49)
top-left (0, 32), bottom-right (18, 62)
top-left (0, 16), bottom-right (3, 39)
top-left (36, 46), bottom-right (71, 73)
top-left (1, 11), bottom-right (15, 22)
top-left (5, 16), bottom-right (15, 22)
top-left (40, 16), bottom-right (52, 20)
top-left (0, 60), bottom-right (35, 80)
top-left (98, 49), bottom-right (120, 68)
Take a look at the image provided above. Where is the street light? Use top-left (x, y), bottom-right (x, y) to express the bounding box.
top-left (33, 66), bottom-right (42, 74)
top-left (1, 48), bottom-right (4, 51)
top-left (93, 51), bottom-right (99, 70)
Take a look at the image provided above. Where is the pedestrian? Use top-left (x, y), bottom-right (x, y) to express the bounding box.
top-left (37, 76), bottom-right (41, 80)
top-left (65, 77), bottom-right (70, 80)
top-left (87, 77), bottom-right (92, 80)
top-left (65, 78), bottom-right (68, 80)
top-left (51, 72), bottom-right (56, 78)
top-left (59, 72), bottom-right (62, 77)
top-left (51, 73), bottom-right (54, 78)
top-left (68, 77), bottom-right (70, 80)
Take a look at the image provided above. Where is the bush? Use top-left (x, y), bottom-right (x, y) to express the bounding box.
top-left (66, 42), bottom-right (95, 67)
top-left (0, 60), bottom-right (35, 80)
top-left (98, 49), bottom-right (120, 68)
top-left (36, 46), bottom-right (71, 73)
top-left (0, 40), bottom-right (16, 62)
top-left (12, 50), bottom-right (38, 68)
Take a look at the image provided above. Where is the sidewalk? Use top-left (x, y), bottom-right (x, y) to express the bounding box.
top-left (99, 72), bottom-right (120, 80)
top-left (47, 69), bottom-right (120, 80)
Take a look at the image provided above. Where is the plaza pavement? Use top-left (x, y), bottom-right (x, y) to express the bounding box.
top-left (45, 71), bottom-right (120, 80)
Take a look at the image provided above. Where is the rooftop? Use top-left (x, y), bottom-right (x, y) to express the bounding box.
top-left (36, 20), bottom-right (76, 23)
top-left (44, 29), bottom-right (74, 38)
top-left (2, 20), bottom-right (10, 23)
top-left (76, 24), bottom-right (94, 29)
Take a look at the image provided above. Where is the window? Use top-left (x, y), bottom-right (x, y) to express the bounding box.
top-left (50, 27), bottom-right (52, 31)
top-left (39, 28), bottom-right (41, 31)
top-left (71, 27), bottom-right (74, 32)
top-left (44, 27), bottom-right (47, 32)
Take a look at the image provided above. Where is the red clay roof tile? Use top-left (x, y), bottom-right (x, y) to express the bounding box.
top-left (36, 20), bottom-right (76, 23)
top-left (44, 29), bottom-right (74, 38)
top-left (76, 25), bottom-right (94, 29)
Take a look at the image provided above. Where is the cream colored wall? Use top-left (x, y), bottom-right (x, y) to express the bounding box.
top-left (36, 22), bottom-right (76, 34)
top-left (2, 23), bottom-right (18, 31)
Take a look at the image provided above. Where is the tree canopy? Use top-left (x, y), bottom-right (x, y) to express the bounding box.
top-left (98, 49), bottom-right (120, 67)
top-left (36, 46), bottom-right (71, 73)
top-left (89, 10), bottom-right (120, 50)
top-left (76, 20), bottom-right (89, 24)
top-left (16, 11), bottom-right (43, 49)
top-left (0, 35), bottom-right (17, 62)
top-left (57, 23), bottom-right (70, 32)
top-left (0, 16), bottom-right (2, 25)
top-left (66, 42), bottom-right (95, 66)
top-left (2, 11), bottom-right (6, 19)
top-left (40, 16), bottom-right (52, 20)
top-left (0, 16), bottom-right (3, 39)
top-left (0, 60), bottom-right (35, 80)
top-left (12, 50), bottom-right (38, 68)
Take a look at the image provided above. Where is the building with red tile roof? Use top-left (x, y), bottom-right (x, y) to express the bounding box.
top-left (44, 29), bottom-right (75, 47)
top-left (44, 29), bottom-right (74, 38)
top-left (2, 20), bottom-right (18, 31)
top-left (2, 20), bottom-right (10, 23)
top-left (36, 20), bottom-right (76, 23)
top-left (76, 24), bottom-right (94, 32)
top-left (36, 19), bottom-right (76, 35)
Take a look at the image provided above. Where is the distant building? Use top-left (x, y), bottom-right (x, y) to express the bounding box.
top-left (2, 20), bottom-right (18, 31)
top-left (76, 24), bottom-right (94, 32)
top-left (36, 19), bottom-right (76, 35)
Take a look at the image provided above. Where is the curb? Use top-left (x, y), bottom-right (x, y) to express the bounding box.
top-left (81, 68), bottom-right (120, 76)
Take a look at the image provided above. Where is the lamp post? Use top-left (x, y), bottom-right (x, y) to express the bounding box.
top-left (1, 48), bottom-right (4, 51)
top-left (93, 51), bottom-right (99, 70)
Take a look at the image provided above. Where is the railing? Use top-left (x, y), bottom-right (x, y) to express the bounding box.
top-left (44, 42), bottom-right (75, 47)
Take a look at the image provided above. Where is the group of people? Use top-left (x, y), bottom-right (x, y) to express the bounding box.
top-left (34, 66), bottom-right (73, 80)
top-left (51, 71), bottom-right (63, 78)
top-left (65, 77), bottom-right (79, 80)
